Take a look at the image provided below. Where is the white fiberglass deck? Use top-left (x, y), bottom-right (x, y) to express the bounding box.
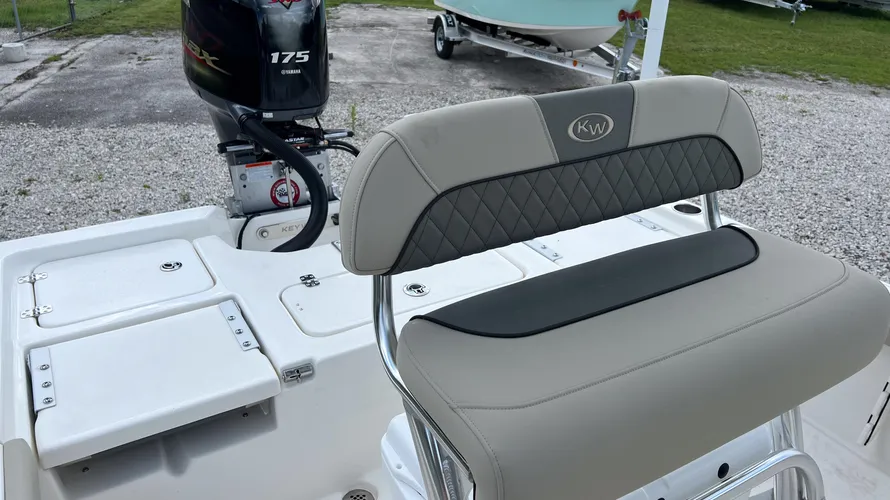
top-left (1, 202), bottom-right (889, 500)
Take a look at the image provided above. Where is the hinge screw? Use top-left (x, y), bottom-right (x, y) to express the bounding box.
top-left (39, 364), bottom-right (50, 370)
top-left (227, 315), bottom-right (236, 321)
top-left (42, 381), bottom-right (52, 388)
top-left (43, 397), bottom-right (53, 404)
top-left (242, 341), bottom-right (251, 347)
top-left (235, 329), bottom-right (243, 334)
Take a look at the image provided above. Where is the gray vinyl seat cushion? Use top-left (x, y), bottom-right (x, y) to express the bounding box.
top-left (396, 226), bottom-right (890, 500)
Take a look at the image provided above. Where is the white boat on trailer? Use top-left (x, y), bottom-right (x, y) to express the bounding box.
top-left (3, 1), bottom-right (890, 500)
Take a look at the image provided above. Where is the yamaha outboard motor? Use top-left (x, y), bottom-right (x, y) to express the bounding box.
top-left (181, 0), bottom-right (356, 251)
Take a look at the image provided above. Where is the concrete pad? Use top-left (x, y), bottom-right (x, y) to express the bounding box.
top-left (0, 35), bottom-right (81, 86)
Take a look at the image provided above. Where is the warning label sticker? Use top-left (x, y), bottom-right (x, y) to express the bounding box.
top-left (270, 179), bottom-right (301, 208)
top-left (245, 161), bottom-right (275, 182)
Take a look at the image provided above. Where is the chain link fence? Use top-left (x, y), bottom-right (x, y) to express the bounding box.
top-left (2, 0), bottom-right (122, 42)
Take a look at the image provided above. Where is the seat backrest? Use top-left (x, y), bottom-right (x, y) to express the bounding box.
top-left (339, 75), bottom-right (761, 275)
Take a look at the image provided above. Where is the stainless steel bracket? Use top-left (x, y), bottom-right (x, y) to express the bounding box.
top-left (626, 214), bottom-right (664, 231)
top-left (28, 347), bottom-right (57, 413)
top-left (218, 300), bottom-right (261, 352)
top-left (331, 240), bottom-right (342, 252)
top-left (523, 239), bottom-right (562, 261)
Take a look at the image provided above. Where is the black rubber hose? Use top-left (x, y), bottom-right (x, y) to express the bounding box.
top-left (323, 145), bottom-right (361, 157)
top-left (327, 140), bottom-right (361, 157)
top-left (240, 116), bottom-right (329, 253)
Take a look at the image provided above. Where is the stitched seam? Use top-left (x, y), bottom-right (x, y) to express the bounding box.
top-left (629, 83), bottom-right (639, 146)
top-left (350, 136), bottom-right (397, 272)
top-left (716, 81), bottom-right (732, 135)
top-left (381, 129), bottom-right (441, 194)
top-left (523, 96), bottom-right (559, 163)
top-left (461, 262), bottom-right (851, 410)
top-left (400, 335), bottom-right (505, 499)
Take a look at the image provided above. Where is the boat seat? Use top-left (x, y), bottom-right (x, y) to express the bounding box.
top-left (338, 75), bottom-right (890, 500)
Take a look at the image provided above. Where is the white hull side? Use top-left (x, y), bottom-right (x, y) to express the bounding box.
top-left (510, 25), bottom-right (624, 50)
top-left (435, 2), bottom-right (626, 50)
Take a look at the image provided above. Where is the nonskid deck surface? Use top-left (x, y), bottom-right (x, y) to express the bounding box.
top-left (0, 202), bottom-right (888, 500)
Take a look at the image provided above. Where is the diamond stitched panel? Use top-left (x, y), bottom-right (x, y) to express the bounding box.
top-left (392, 137), bottom-right (742, 274)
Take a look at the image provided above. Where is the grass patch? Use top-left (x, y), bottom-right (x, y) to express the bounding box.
top-left (1, 0), bottom-right (124, 31)
top-left (613, 0), bottom-right (890, 87)
top-left (42, 54), bottom-right (62, 63)
top-left (8, 0), bottom-right (888, 86)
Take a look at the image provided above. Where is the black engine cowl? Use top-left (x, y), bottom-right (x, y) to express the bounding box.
top-left (181, 0), bottom-right (329, 122)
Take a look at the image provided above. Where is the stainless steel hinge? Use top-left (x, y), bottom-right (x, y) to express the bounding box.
top-left (21, 305), bottom-right (52, 319)
top-left (300, 274), bottom-right (320, 287)
top-left (18, 272), bottom-right (47, 284)
top-left (523, 239), bottom-right (562, 261)
top-left (626, 214), bottom-right (664, 231)
top-left (218, 300), bottom-right (260, 351)
top-left (282, 363), bottom-right (314, 383)
top-left (28, 347), bottom-right (57, 413)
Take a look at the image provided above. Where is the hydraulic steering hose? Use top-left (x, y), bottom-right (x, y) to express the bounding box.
top-left (239, 115), bottom-right (329, 253)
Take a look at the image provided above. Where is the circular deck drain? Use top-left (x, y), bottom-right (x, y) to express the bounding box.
top-left (343, 489), bottom-right (375, 500)
top-left (160, 261), bottom-right (183, 272)
top-left (672, 203), bottom-right (702, 215)
top-left (403, 283), bottom-right (429, 297)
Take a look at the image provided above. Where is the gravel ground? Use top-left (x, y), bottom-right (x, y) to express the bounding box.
top-left (0, 27), bottom-right (887, 282)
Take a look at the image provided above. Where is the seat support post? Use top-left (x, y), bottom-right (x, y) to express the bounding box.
top-left (688, 449), bottom-right (824, 500)
top-left (771, 407), bottom-right (809, 500)
top-left (406, 407), bottom-right (456, 500)
top-left (373, 275), bottom-right (474, 500)
top-left (702, 192), bottom-right (723, 230)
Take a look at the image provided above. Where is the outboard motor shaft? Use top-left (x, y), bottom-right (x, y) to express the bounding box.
top-left (181, 0), bottom-right (353, 251)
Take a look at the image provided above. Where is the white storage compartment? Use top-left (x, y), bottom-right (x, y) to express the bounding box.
top-left (30, 239), bottom-right (214, 328)
top-left (282, 250), bottom-right (525, 337)
top-left (28, 301), bottom-right (281, 469)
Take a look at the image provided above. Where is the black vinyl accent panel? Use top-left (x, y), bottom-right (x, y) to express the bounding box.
top-left (391, 136), bottom-right (743, 274)
top-left (413, 226), bottom-right (759, 338)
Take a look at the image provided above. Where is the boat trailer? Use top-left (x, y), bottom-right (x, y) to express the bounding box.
top-left (428, 10), bottom-right (652, 84)
top-left (741, 0), bottom-right (812, 26)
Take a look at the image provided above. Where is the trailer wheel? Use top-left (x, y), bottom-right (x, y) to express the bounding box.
top-left (434, 20), bottom-right (454, 59)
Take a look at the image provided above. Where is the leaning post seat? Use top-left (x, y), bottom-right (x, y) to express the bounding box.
top-left (338, 75), bottom-right (890, 500)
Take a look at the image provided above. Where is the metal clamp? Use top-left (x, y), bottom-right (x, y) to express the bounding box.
top-left (282, 363), bottom-right (314, 383)
top-left (218, 300), bottom-right (260, 351)
top-left (18, 272), bottom-right (47, 284)
top-left (28, 347), bottom-right (57, 413)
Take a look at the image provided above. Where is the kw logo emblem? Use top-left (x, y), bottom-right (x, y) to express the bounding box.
top-left (568, 113), bottom-right (614, 143)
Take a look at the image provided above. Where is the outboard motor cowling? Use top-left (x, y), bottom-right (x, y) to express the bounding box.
top-left (181, 0), bottom-right (329, 122)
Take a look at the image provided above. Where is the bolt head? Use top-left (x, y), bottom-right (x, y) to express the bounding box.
top-left (39, 364), bottom-right (49, 370)
top-left (235, 328), bottom-right (243, 334)
top-left (43, 397), bottom-right (53, 404)
top-left (242, 341), bottom-right (252, 347)
top-left (42, 381), bottom-right (52, 388)
top-left (227, 315), bottom-right (235, 321)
